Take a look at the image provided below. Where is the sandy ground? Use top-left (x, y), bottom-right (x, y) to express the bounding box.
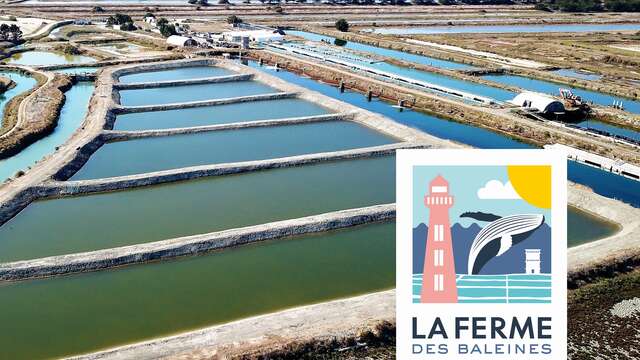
top-left (404, 38), bottom-right (548, 69)
top-left (0, 16), bottom-right (49, 36)
top-left (611, 44), bottom-right (640, 53)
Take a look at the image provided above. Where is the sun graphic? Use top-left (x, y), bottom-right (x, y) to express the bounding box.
top-left (507, 165), bottom-right (551, 209)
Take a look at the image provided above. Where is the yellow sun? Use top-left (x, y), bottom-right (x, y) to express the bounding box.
top-left (507, 165), bottom-right (551, 209)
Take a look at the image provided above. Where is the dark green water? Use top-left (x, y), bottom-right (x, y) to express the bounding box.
top-left (119, 81), bottom-right (277, 106)
top-left (114, 98), bottom-right (331, 131)
top-left (119, 66), bottom-right (234, 83)
top-left (0, 222), bottom-right (395, 360)
top-left (72, 121), bottom-right (394, 179)
top-left (0, 156), bottom-right (395, 261)
top-left (568, 206), bottom-right (620, 247)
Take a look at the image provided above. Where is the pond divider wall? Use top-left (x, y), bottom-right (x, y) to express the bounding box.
top-left (0, 204), bottom-right (395, 281)
top-left (1, 57), bottom-right (636, 285)
top-left (46, 143), bottom-right (422, 196)
top-left (103, 113), bottom-right (354, 140)
top-left (112, 92), bottom-right (298, 114)
top-left (112, 74), bottom-right (254, 90)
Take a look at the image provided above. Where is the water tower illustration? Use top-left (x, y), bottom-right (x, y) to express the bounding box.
top-left (525, 249), bottom-right (541, 274)
top-left (421, 175), bottom-right (458, 303)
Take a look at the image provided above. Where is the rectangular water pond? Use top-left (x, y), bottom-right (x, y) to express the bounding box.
top-left (114, 98), bottom-right (332, 131)
top-left (72, 121), bottom-right (395, 179)
top-left (0, 222), bottom-right (395, 360)
top-left (0, 156), bottom-right (395, 261)
top-left (119, 66), bottom-right (235, 84)
top-left (119, 81), bottom-right (278, 107)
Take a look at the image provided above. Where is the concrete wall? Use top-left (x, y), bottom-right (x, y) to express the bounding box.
top-left (0, 205), bottom-right (394, 281)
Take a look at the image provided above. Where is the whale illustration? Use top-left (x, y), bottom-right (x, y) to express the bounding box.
top-left (467, 214), bottom-right (545, 275)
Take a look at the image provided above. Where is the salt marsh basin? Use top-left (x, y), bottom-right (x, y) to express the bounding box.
top-left (0, 222), bottom-right (395, 360)
top-left (72, 121), bottom-right (395, 179)
top-left (0, 156), bottom-right (395, 261)
top-left (113, 98), bottom-right (331, 131)
top-left (118, 66), bottom-right (234, 83)
top-left (118, 81), bottom-right (279, 106)
top-left (3, 50), bottom-right (96, 66)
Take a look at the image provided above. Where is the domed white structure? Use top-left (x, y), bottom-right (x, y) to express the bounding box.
top-left (511, 92), bottom-right (565, 114)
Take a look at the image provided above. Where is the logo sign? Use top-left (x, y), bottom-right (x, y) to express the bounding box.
top-left (396, 149), bottom-right (567, 359)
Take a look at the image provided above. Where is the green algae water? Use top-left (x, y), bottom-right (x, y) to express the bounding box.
top-left (0, 156), bottom-right (395, 261)
top-left (568, 206), bottom-right (620, 247)
top-left (3, 50), bottom-right (96, 66)
top-left (119, 81), bottom-right (278, 106)
top-left (114, 98), bottom-right (331, 131)
top-left (0, 222), bottom-right (395, 360)
top-left (119, 66), bottom-right (234, 83)
top-left (72, 121), bottom-right (395, 179)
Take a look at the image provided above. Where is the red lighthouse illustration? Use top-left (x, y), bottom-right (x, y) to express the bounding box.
top-left (421, 175), bottom-right (458, 303)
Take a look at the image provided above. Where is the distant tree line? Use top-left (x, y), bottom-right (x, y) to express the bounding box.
top-left (0, 24), bottom-right (22, 42)
top-left (106, 13), bottom-right (137, 31)
top-left (156, 18), bottom-right (178, 37)
top-left (539, 0), bottom-right (640, 12)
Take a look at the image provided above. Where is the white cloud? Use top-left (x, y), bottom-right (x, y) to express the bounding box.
top-left (477, 180), bottom-right (521, 200)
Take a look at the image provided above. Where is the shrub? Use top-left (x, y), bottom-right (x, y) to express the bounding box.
top-left (227, 15), bottom-right (242, 24)
top-left (120, 22), bottom-right (136, 31)
top-left (335, 18), bottom-right (349, 32)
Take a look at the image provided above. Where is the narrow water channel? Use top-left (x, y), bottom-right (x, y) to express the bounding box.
top-left (290, 31), bottom-right (640, 139)
top-left (484, 74), bottom-right (640, 118)
top-left (0, 222), bottom-right (395, 360)
top-left (0, 156), bottom-right (395, 261)
top-left (0, 82), bottom-right (94, 182)
top-left (72, 121), bottom-right (395, 179)
top-left (287, 30), bottom-right (473, 70)
top-left (286, 31), bottom-right (514, 102)
top-left (241, 59), bottom-right (640, 209)
top-left (0, 71), bottom-right (36, 128)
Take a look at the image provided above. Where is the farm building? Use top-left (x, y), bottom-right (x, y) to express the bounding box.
top-left (166, 35), bottom-right (197, 47)
top-left (511, 92), bottom-right (565, 114)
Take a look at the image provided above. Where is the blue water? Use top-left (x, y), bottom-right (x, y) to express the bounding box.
top-left (55, 67), bottom-right (99, 75)
top-left (552, 69), bottom-right (601, 81)
top-left (484, 74), bottom-right (640, 115)
top-left (412, 273), bottom-right (551, 303)
top-left (118, 81), bottom-right (277, 106)
top-left (119, 67), bottom-right (234, 84)
top-left (243, 60), bottom-right (640, 207)
top-left (287, 30), bottom-right (473, 70)
top-left (0, 83), bottom-right (94, 182)
top-left (575, 119), bottom-right (640, 142)
top-left (285, 32), bottom-right (513, 102)
top-left (370, 23), bottom-right (640, 35)
top-left (0, 71), bottom-right (37, 127)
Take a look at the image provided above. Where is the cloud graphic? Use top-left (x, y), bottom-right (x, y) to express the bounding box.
top-left (477, 180), bottom-right (521, 200)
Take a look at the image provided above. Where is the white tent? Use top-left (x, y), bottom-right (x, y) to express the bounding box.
top-left (511, 92), bottom-right (565, 114)
top-left (166, 35), bottom-right (197, 47)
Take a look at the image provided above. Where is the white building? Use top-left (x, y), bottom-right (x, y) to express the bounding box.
top-left (511, 92), bottom-right (565, 114)
top-left (221, 30), bottom-right (284, 43)
top-left (166, 35), bottom-right (197, 47)
top-left (525, 249), bottom-right (541, 274)
top-left (143, 16), bottom-right (156, 25)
